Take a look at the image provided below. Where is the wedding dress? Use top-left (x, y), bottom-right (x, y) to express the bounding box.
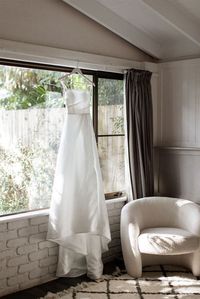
top-left (47, 88), bottom-right (111, 279)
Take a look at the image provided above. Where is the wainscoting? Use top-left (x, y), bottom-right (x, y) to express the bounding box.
top-left (155, 147), bottom-right (200, 204)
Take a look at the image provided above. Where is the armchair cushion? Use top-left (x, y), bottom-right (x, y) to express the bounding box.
top-left (138, 227), bottom-right (200, 255)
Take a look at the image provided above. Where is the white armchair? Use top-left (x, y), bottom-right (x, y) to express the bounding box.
top-left (120, 197), bottom-right (200, 278)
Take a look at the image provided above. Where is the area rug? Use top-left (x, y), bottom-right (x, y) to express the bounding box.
top-left (41, 265), bottom-right (200, 299)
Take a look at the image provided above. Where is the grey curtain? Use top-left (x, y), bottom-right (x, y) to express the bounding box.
top-left (125, 69), bottom-right (154, 199)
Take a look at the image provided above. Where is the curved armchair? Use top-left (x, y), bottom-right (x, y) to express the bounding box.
top-left (120, 197), bottom-right (200, 278)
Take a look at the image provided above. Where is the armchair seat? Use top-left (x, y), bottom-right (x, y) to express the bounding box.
top-left (138, 227), bottom-right (200, 255)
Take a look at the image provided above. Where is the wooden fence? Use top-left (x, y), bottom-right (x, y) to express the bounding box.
top-left (0, 105), bottom-right (123, 148)
top-left (0, 105), bottom-right (125, 193)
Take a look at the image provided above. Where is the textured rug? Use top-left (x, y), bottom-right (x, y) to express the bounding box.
top-left (41, 265), bottom-right (200, 299)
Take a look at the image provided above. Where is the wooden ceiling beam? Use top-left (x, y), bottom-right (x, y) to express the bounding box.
top-left (63, 0), bottom-right (162, 58)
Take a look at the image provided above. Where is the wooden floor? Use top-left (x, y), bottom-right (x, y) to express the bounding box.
top-left (2, 258), bottom-right (124, 299)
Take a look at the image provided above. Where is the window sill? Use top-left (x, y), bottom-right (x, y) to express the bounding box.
top-left (0, 209), bottom-right (49, 223)
top-left (0, 196), bottom-right (127, 223)
top-left (105, 196), bottom-right (127, 205)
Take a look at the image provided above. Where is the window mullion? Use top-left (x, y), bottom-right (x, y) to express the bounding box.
top-left (93, 73), bottom-right (98, 142)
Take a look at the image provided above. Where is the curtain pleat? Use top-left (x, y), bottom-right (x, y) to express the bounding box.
top-left (125, 69), bottom-right (154, 199)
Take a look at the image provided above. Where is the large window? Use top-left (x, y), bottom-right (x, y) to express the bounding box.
top-left (0, 61), bottom-right (125, 216)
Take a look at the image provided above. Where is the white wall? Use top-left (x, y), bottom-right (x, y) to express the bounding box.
top-left (0, 0), bottom-right (154, 62)
top-left (156, 59), bottom-right (200, 204)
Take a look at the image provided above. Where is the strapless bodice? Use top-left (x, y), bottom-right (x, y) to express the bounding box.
top-left (65, 89), bottom-right (90, 114)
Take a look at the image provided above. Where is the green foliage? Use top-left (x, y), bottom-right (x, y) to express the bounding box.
top-left (112, 116), bottom-right (124, 134)
top-left (0, 143), bottom-right (57, 215)
top-left (0, 66), bottom-right (94, 110)
top-left (0, 67), bottom-right (63, 110)
top-left (98, 79), bottom-right (123, 105)
top-left (0, 146), bottom-right (31, 214)
top-left (0, 66), bottom-right (123, 109)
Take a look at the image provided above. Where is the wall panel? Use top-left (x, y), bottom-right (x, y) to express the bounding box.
top-left (157, 59), bottom-right (200, 203)
top-left (158, 148), bottom-right (200, 204)
top-left (160, 63), bottom-right (200, 147)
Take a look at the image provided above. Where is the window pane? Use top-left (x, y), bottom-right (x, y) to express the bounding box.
top-left (98, 78), bottom-right (124, 135)
top-left (0, 66), bottom-right (65, 215)
top-left (98, 136), bottom-right (125, 194)
top-left (0, 65), bottom-right (93, 215)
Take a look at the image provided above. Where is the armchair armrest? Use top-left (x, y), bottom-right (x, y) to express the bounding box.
top-left (120, 204), bottom-right (142, 277)
top-left (178, 201), bottom-right (200, 236)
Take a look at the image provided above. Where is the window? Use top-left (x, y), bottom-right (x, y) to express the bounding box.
top-left (0, 61), bottom-right (125, 216)
top-left (97, 78), bottom-right (125, 195)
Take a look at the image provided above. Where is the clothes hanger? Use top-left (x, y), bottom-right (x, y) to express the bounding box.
top-left (59, 67), bottom-right (95, 87)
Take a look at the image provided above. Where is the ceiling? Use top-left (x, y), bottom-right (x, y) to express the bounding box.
top-left (63, 0), bottom-right (200, 61)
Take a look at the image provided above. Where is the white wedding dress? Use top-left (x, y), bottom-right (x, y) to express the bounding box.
top-left (47, 89), bottom-right (111, 279)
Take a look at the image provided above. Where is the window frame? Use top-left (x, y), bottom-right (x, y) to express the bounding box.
top-left (0, 59), bottom-right (124, 214)
top-left (94, 75), bottom-right (125, 199)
